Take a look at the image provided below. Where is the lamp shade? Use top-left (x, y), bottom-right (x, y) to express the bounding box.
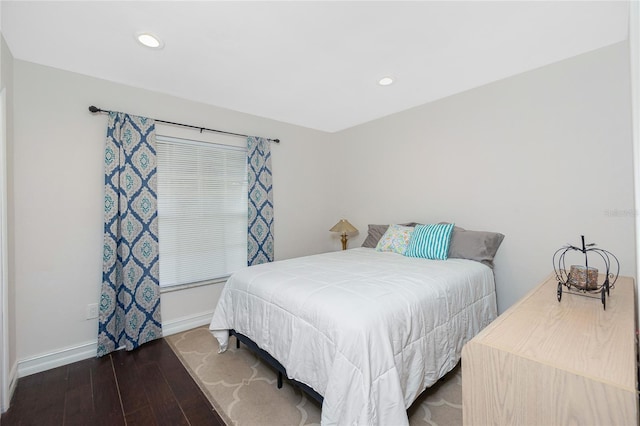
top-left (330, 219), bottom-right (358, 234)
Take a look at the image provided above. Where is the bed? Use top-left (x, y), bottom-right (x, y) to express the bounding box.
top-left (209, 238), bottom-right (499, 425)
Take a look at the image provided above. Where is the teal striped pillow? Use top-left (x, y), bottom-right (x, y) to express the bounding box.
top-left (404, 223), bottom-right (455, 260)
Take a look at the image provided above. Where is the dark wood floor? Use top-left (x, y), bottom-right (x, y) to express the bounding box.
top-left (1, 338), bottom-right (226, 426)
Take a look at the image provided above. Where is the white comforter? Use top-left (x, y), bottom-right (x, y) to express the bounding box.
top-left (210, 248), bottom-right (497, 425)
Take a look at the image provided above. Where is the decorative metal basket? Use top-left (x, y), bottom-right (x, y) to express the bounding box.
top-left (553, 235), bottom-right (619, 309)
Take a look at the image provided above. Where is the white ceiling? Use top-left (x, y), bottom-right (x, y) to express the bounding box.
top-left (1, 1), bottom-right (630, 133)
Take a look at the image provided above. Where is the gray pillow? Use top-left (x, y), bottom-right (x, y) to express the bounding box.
top-left (447, 225), bottom-right (505, 268)
top-left (361, 222), bottom-right (417, 248)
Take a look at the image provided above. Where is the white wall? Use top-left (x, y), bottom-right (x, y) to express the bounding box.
top-left (332, 41), bottom-right (635, 313)
top-left (9, 39), bottom-right (636, 376)
top-left (12, 60), bottom-right (337, 368)
top-left (0, 32), bottom-right (16, 408)
top-left (631, 0), bottom-right (640, 332)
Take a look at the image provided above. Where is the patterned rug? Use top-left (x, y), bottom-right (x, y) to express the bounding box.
top-left (166, 327), bottom-right (463, 426)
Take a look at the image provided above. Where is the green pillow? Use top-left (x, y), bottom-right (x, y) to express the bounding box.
top-left (404, 223), bottom-right (455, 260)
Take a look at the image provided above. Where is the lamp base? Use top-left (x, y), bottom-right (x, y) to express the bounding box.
top-left (341, 234), bottom-right (348, 250)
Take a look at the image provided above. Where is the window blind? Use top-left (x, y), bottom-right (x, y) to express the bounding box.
top-left (156, 135), bottom-right (248, 288)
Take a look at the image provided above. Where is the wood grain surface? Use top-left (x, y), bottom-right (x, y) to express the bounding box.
top-left (462, 273), bottom-right (638, 426)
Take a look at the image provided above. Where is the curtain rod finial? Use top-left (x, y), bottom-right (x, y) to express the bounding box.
top-left (88, 105), bottom-right (100, 113)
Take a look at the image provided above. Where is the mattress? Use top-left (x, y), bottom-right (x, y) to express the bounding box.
top-left (210, 247), bottom-right (497, 425)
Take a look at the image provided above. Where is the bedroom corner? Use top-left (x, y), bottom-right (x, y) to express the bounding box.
top-left (630, 0), bottom-right (640, 339)
top-left (0, 27), bottom-right (15, 414)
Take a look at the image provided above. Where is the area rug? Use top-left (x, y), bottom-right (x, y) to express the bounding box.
top-left (166, 327), bottom-right (463, 426)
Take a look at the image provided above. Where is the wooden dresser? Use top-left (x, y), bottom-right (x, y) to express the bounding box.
top-left (462, 273), bottom-right (638, 425)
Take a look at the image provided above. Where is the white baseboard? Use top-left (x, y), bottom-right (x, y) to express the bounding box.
top-left (15, 310), bottom-right (213, 378)
top-left (162, 310), bottom-right (213, 336)
top-left (17, 340), bottom-right (97, 378)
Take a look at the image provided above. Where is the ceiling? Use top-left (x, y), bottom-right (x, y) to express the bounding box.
top-left (1, 1), bottom-right (630, 133)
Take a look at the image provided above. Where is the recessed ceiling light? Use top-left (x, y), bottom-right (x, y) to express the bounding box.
top-left (136, 32), bottom-right (164, 49)
top-left (378, 77), bottom-right (394, 86)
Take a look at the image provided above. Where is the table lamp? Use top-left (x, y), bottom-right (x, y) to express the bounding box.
top-left (330, 219), bottom-right (358, 250)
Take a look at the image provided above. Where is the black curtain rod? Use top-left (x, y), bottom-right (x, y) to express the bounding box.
top-left (88, 105), bottom-right (280, 143)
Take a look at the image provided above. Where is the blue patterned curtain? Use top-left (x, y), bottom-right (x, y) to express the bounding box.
top-left (247, 136), bottom-right (274, 265)
top-left (98, 112), bottom-right (161, 357)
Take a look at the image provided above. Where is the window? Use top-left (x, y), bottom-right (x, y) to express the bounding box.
top-left (156, 135), bottom-right (247, 288)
